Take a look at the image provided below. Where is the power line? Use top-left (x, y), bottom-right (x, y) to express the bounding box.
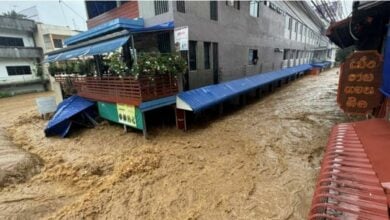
top-left (59, 0), bottom-right (86, 21)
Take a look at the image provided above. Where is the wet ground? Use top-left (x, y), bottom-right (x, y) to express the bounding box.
top-left (0, 68), bottom-right (351, 219)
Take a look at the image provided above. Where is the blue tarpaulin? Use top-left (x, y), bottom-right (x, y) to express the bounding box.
top-left (311, 61), bottom-right (332, 68)
top-left (45, 96), bottom-right (95, 137)
top-left (46, 36), bottom-right (130, 62)
top-left (64, 18), bottom-right (174, 46)
top-left (176, 64), bottom-right (312, 112)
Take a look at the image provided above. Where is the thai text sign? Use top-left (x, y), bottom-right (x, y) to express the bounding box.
top-left (174, 26), bottom-right (188, 51)
top-left (117, 103), bottom-right (136, 127)
top-left (338, 51), bottom-right (383, 114)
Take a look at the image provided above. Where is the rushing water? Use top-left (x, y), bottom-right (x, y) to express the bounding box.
top-left (0, 69), bottom-right (351, 219)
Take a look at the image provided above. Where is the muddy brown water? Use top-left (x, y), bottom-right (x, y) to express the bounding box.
top-left (0, 69), bottom-right (354, 219)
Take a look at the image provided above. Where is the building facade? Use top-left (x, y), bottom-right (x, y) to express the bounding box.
top-left (0, 15), bottom-right (81, 96)
top-left (85, 0), bottom-right (335, 90)
top-left (0, 16), bottom-right (45, 95)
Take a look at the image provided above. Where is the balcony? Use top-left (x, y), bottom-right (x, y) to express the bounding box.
top-left (0, 46), bottom-right (43, 59)
top-left (55, 74), bottom-right (178, 105)
top-left (0, 17), bottom-right (35, 33)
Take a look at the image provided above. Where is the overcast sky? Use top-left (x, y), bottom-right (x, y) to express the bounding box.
top-left (0, 0), bottom-right (87, 31)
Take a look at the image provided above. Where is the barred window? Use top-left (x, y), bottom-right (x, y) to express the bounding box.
top-left (157, 32), bottom-right (171, 53)
top-left (53, 39), bottom-right (63, 48)
top-left (249, 0), bottom-right (259, 17)
top-left (6, 66), bottom-right (32, 76)
top-left (176, 0), bottom-right (185, 13)
top-left (189, 41), bottom-right (197, 71)
top-left (210, 1), bottom-right (218, 21)
top-left (204, 42), bottom-right (211, 69)
top-left (154, 0), bottom-right (168, 15)
top-left (0, 36), bottom-right (24, 47)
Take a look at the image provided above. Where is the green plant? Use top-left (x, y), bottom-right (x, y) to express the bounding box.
top-left (105, 52), bottom-right (130, 75)
top-left (33, 63), bottom-right (44, 78)
top-left (0, 92), bottom-right (12, 98)
top-left (131, 53), bottom-right (187, 78)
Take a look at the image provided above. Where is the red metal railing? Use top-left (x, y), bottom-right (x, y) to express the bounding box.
top-left (308, 123), bottom-right (389, 219)
top-left (55, 74), bottom-right (178, 105)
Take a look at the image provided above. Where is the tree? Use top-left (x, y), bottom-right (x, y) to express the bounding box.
top-left (1, 10), bottom-right (27, 19)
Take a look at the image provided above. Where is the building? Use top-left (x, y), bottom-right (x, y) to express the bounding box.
top-left (34, 23), bottom-right (81, 54)
top-left (34, 23), bottom-right (81, 103)
top-left (0, 16), bottom-right (45, 95)
top-left (0, 15), bottom-right (81, 96)
top-left (82, 0), bottom-right (335, 90)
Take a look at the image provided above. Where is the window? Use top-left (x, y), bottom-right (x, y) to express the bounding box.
top-left (249, 0), bottom-right (259, 17)
top-left (288, 17), bottom-right (292, 30)
top-left (157, 32), bottom-right (171, 53)
top-left (210, 1), bottom-right (218, 20)
top-left (283, 49), bottom-right (289, 60)
top-left (6, 66), bottom-right (32, 76)
top-left (204, 42), bottom-right (211, 69)
top-left (0, 36), bottom-right (24, 47)
top-left (226, 0), bottom-right (240, 10)
top-left (53, 39), bottom-right (63, 48)
top-left (177, 0), bottom-right (185, 13)
top-left (295, 21), bottom-right (298, 32)
top-left (154, 0), bottom-right (168, 15)
top-left (86, 1), bottom-right (117, 19)
top-left (189, 41), bottom-right (197, 71)
top-left (248, 49), bottom-right (258, 65)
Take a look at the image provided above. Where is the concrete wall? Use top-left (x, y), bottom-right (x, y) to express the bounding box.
top-left (35, 23), bottom-right (81, 53)
top-left (0, 58), bottom-right (40, 83)
top-left (172, 1), bottom-right (329, 88)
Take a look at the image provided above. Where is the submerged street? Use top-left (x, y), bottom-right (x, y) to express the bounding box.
top-left (0, 68), bottom-right (354, 219)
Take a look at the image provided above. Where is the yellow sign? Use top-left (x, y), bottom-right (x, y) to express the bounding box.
top-left (117, 104), bottom-right (136, 127)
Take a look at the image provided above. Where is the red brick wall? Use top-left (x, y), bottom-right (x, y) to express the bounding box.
top-left (87, 1), bottom-right (139, 29)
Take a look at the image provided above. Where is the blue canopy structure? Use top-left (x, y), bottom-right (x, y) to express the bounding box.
top-left (45, 96), bottom-right (96, 137)
top-left (177, 64), bottom-right (312, 112)
top-left (45, 36), bottom-right (130, 62)
top-left (64, 18), bottom-right (174, 46)
top-left (311, 61), bottom-right (332, 68)
top-left (45, 18), bottom-right (175, 63)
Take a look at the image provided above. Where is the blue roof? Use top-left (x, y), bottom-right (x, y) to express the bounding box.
top-left (311, 61), bottom-right (332, 68)
top-left (177, 64), bottom-right (312, 112)
top-left (45, 96), bottom-right (95, 137)
top-left (139, 96), bottom-right (176, 112)
top-left (46, 36), bottom-right (129, 62)
top-left (64, 18), bottom-right (174, 46)
top-left (65, 18), bottom-right (144, 46)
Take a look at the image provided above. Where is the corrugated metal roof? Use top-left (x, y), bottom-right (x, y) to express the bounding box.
top-left (138, 96), bottom-right (176, 112)
top-left (177, 64), bottom-right (312, 112)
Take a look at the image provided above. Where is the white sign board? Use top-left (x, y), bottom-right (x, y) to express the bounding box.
top-left (174, 26), bottom-right (189, 51)
top-left (36, 96), bottom-right (57, 115)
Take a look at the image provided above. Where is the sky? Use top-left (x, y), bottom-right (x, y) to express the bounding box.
top-left (0, 0), bottom-right (87, 31)
top-left (0, 0), bottom-right (354, 32)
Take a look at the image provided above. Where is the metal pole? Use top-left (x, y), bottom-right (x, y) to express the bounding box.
top-left (131, 35), bottom-right (137, 64)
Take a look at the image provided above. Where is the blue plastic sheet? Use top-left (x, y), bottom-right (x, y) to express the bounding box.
top-left (45, 96), bottom-right (95, 137)
top-left (177, 64), bottom-right (312, 112)
top-left (46, 36), bottom-right (129, 62)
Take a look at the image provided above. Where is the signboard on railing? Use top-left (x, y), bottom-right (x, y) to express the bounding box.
top-left (174, 26), bottom-right (188, 51)
top-left (117, 103), bottom-right (136, 127)
top-left (337, 50), bottom-right (383, 114)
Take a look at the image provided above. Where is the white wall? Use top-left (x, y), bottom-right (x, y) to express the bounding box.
top-left (0, 59), bottom-right (40, 83)
top-left (0, 31), bottom-right (35, 47)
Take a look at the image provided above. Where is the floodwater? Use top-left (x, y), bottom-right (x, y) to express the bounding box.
top-left (0, 68), bottom-right (351, 219)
